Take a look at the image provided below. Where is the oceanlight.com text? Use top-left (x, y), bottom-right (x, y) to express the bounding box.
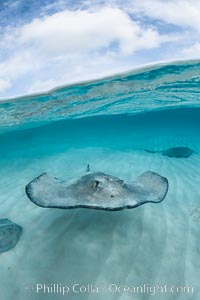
top-left (25, 283), bottom-right (194, 296)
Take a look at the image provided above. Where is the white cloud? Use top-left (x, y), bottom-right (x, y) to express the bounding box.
top-left (181, 42), bottom-right (200, 58)
top-left (0, 50), bottom-right (40, 80)
top-left (125, 0), bottom-right (200, 32)
top-left (0, 79), bottom-right (11, 93)
top-left (19, 7), bottom-right (161, 56)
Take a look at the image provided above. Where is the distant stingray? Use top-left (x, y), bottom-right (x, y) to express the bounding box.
top-left (145, 147), bottom-right (194, 158)
top-left (0, 219), bottom-right (22, 253)
top-left (25, 171), bottom-right (168, 211)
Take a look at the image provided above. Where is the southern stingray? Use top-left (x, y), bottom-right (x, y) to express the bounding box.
top-left (26, 171), bottom-right (168, 211)
top-left (145, 147), bottom-right (194, 158)
top-left (0, 219), bottom-right (22, 253)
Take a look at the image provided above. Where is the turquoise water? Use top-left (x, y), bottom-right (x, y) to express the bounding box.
top-left (0, 60), bottom-right (200, 300)
top-left (1, 107), bottom-right (200, 158)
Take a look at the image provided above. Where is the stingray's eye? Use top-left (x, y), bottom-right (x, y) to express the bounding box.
top-left (110, 195), bottom-right (114, 198)
top-left (91, 180), bottom-right (100, 189)
top-left (95, 180), bottom-right (100, 188)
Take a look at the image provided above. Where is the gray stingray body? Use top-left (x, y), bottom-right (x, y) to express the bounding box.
top-left (145, 147), bottom-right (194, 158)
top-left (26, 171), bottom-right (168, 211)
top-left (0, 219), bottom-right (22, 253)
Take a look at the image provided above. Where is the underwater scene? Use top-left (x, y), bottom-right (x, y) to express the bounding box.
top-left (0, 60), bottom-right (200, 300)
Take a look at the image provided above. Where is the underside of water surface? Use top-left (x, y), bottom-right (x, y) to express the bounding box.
top-left (0, 60), bottom-right (200, 300)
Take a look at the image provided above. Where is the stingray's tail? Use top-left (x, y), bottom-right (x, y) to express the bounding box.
top-left (144, 149), bottom-right (157, 154)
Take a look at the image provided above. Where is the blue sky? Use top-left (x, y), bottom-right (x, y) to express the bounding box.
top-left (0, 0), bottom-right (200, 98)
